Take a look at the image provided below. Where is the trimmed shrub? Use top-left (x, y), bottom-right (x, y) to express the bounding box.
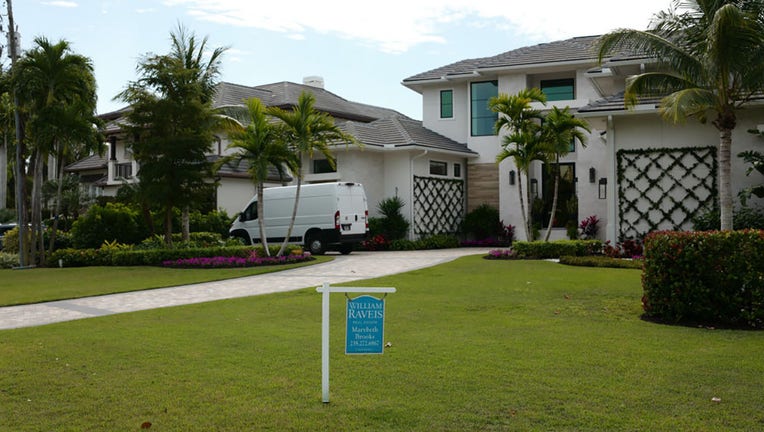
top-left (0, 252), bottom-right (18, 269)
top-left (513, 240), bottom-right (602, 259)
top-left (71, 203), bottom-right (147, 249)
top-left (559, 255), bottom-right (643, 269)
top-left (642, 230), bottom-right (764, 328)
top-left (461, 204), bottom-right (500, 239)
top-left (48, 248), bottom-right (113, 267)
top-left (693, 205), bottom-right (764, 231)
top-left (374, 197), bottom-right (410, 241)
top-left (389, 234), bottom-right (459, 251)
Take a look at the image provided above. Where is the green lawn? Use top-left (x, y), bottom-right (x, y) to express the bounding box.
top-left (1, 257), bottom-right (762, 431)
top-left (0, 256), bottom-right (331, 306)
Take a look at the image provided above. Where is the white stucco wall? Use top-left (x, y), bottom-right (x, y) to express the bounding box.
top-left (217, 178), bottom-right (256, 216)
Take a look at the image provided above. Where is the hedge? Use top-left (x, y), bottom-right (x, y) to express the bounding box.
top-left (559, 255), bottom-right (643, 270)
top-left (642, 230), bottom-right (764, 328)
top-left (512, 240), bottom-right (602, 259)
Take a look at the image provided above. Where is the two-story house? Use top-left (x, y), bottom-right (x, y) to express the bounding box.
top-left (65, 78), bottom-right (477, 239)
top-left (403, 35), bottom-right (764, 242)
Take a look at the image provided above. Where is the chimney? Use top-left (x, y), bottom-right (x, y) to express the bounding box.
top-left (302, 76), bottom-right (325, 89)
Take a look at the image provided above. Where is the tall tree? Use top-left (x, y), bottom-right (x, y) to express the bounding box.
top-left (215, 97), bottom-right (296, 256)
top-left (117, 25), bottom-right (226, 246)
top-left (597, 0), bottom-right (764, 231)
top-left (268, 92), bottom-right (356, 256)
top-left (14, 37), bottom-right (99, 264)
top-left (540, 107), bottom-right (590, 241)
top-left (490, 88), bottom-right (548, 241)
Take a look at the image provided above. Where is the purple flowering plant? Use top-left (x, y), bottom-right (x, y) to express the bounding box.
top-left (162, 252), bottom-right (313, 269)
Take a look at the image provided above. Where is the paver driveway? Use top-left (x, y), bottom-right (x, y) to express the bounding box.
top-left (0, 248), bottom-right (489, 330)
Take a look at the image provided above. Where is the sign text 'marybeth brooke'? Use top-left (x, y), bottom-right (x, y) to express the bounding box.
top-left (345, 295), bottom-right (385, 354)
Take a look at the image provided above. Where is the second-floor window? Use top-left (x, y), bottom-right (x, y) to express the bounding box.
top-left (541, 78), bottom-right (574, 101)
top-left (470, 81), bottom-right (498, 136)
top-left (313, 159), bottom-right (336, 174)
top-left (440, 90), bottom-right (453, 118)
top-left (116, 163), bottom-right (133, 179)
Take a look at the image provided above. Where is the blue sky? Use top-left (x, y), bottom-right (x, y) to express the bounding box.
top-left (14, 0), bottom-right (671, 120)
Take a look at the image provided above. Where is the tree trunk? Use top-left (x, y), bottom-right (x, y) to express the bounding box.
top-left (256, 183), bottom-right (270, 256)
top-left (47, 147), bottom-right (65, 255)
top-left (164, 207), bottom-right (174, 247)
top-left (719, 128), bottom-right (733, 230)
top-left (30, 151), bottom-right (44, 265)
top-left (516, 172), bottom-right (530, 242)
top-left (277, 175), bottom-right (301, 257)
top-left (181, 206), bottom-right (190, 242)
top-left (0, 135), bottom-right (6, 209)
top-left (544, 163), bottom-right (561, 242)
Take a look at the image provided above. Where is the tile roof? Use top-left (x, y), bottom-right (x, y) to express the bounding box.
top-left (64, 154), bottom-right (107, 172)
top-left (403, 35), bottom-right (648, 83)
top-left (207, 155), bottom-right (293, 182)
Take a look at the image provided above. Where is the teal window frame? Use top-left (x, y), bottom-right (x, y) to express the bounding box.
top-left (470, 81), bottom-right (498, 136)
top-left (541, 78), bottom-right (574, 101)
top-left (440, 89), bottom-right (453, 118)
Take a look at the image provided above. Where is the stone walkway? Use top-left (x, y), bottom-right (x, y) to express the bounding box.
top-left (0, 248), bottom-right (489, 330)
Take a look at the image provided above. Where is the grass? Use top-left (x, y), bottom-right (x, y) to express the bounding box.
top-left (0, 256), bottom-right (331, 306)
top-left (1, 257), bottom-right (763, 430)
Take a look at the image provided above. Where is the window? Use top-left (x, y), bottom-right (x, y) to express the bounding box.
top-left (440, 89), bottom-right (453, 118)
top-left (541, 78), bottom-right (574, 101)
top-left (313, 159), bottom-right (336, 174)
top-left (454, 163), bottom-right (461, 178)
top-left (116, 163), bottom-right (132, 179)
top-left (470, 81), bottom-right (498, 136)
top-left (429, 160), bottom-right (447, 176)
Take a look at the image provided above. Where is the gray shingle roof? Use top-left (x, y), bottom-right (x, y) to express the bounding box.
top-left (339, 116), bottom-right (476, 156)
top-left (207, 155), bottom-right (293, 182)
top-left (403, 35), bottom-right (648, 83)
top-left (64, 154), bottom-right (107, 172)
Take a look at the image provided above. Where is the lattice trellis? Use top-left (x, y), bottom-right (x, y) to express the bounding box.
top-left (617, 146), bottom-right (717, 239)
top-left (413, 176), bottom-right (465, 235)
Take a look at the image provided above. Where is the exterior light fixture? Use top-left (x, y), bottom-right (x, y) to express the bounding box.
top-left (509, 170), bottom-right (516, 185)
top-left (589, 167), bottom-right (596, 183)
top-left (598, 178), bottom-right (607, 199)
top-left (530, 178), bottom-right (538, 197)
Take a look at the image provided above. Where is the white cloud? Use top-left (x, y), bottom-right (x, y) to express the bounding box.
top-left (42, 1), bottom-right (78, 7)
top-left (164, 0), bottom-right (674, 53)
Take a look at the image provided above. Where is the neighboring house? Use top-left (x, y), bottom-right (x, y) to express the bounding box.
top-left (66, 78), bottom-right (477, 238)
top-left (403, 35), bottom-right (764, 242)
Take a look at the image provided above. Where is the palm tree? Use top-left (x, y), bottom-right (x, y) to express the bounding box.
top-left (215, 98), bottom-right (297, 256)
top-left (14, 37), bottom-right (99, 264)
top-left (597, 0), bottom-right (764, 231)
top-left (118, 25), bottom-right (226, 246)
top-left (490, 88), bottom-right (548, 241)
top-left (540, 107), bottom-right (590, 241)
top-left (267, 92), bottom-right (356, 256)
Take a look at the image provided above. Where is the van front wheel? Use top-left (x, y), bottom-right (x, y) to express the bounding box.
top-left (306, 234), bottom-right (325, 255)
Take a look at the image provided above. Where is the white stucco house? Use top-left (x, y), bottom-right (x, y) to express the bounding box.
top-left (402, 35), bottom-right (764, 242)
top-left (65, 78), bottom-right (477, 239)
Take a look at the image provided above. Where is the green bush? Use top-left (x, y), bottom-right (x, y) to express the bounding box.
top-left (642, 230), bottom-right (764, 328)
top-left (693, 205), bottom-right (764, 230)
top-left (0, 252), bottom-right (18, 268)
top-left (48, 248), bottom-right (113, 267)
top-left (559, 255), bottom-right (643, 269)
top-left (388, 234), bottom-right (459, 251)
top-left (513, 240), bottom-right (602, 259)
top-left (138, 232), bottom-right (226, 249)
top-left (374, 197), bottom-right (410, 240)
top-left (189, 210), bottom-right (233, 238)
top-left (71, 203), bottom-right (147, 249)
top-left (461, 204), bottom-right (501, 239)
top-left (0, 208), bottom-right (15, 223)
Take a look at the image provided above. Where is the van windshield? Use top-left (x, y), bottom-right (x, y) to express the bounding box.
top-left (240, 202), bottom-right (258, 221)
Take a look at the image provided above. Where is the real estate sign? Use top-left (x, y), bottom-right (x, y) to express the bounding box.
top-left (345, 295), bottom-right (385, 354)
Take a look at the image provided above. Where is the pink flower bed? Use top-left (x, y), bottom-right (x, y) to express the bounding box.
top-left (162, 253), bottom-right (313, 268)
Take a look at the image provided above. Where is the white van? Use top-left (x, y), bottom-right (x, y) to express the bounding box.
top-left (229, 182), bottom-right (369, 255)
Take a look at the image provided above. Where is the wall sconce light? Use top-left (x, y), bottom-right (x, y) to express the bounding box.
top-left (598, 178), bottom-right (607, 199)
top-left (530, 178), bottom-right (538, 197)
top-left (509, 170), bottom-right (516, 185)
top-left (589, 167), bottom-right (596, 183)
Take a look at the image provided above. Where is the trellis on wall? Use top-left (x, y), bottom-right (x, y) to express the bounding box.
top-left (617, 146), bottom-right (717, 239)
top-left (413, 176), bottom-right (464, 235)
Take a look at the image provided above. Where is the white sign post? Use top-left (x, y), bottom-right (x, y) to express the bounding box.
top-left (316, 282), bottom-right (396, 403)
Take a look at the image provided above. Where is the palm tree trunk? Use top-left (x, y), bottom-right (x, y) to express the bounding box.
top-left (30, 151), bottom-right (44, 265)
top-left (181, 206), bottom-right (190, 242)
top-left (47, 147), bottom-right (65, 255)
top-left (164, 207), bottom-right (174, 247)
top-left (719, 128), bottom-right (733, 230)
top-left (256, 183), bottom-right (270, 256)
top-left (544, 163), bottom-right (561, 242)
top-left (0, 135), bottom-right (6, 209)
top-left (277, 176), bottom-right (301, 256)
top-left (517, 173), bottom-right (530, 242)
